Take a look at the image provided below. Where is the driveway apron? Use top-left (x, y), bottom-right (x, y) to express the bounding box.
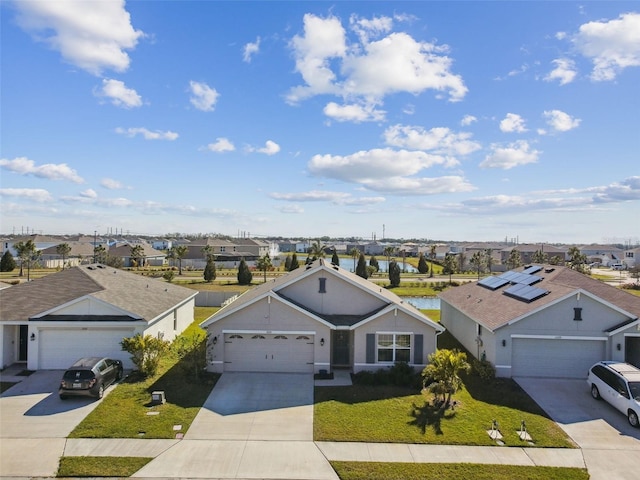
top-left (132, 373), bottom-right (338, 479)
top-left (516, 377), bottom-right (640, 480)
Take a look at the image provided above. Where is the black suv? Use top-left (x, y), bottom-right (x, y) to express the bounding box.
top-left (59, 357), bottom-right (123, 400)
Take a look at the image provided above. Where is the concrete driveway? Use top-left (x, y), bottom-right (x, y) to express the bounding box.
top-left (132, 372), bottom-right (338, 479)
top-left (516, 377), bottom-right (640, 480)
top-left (0, 370), bottom-right (114, 477)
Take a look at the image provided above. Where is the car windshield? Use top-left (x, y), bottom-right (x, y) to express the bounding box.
top-left (629, 382), bottom-right (640, 400)
top-left (63, 370), bottom-right (94, 381)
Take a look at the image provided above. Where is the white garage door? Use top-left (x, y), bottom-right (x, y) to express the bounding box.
top-left (38, 328), bottom-right (134, 369)
top-left (512, 337), bottom-right (606, 378)
top-left (224, 333), bottom-right (314, 373)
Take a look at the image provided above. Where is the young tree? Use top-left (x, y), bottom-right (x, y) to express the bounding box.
top-left (568, 246), bottom-right (588, 273)
top-left (383, 246), bottom-right (395, 272)
top-left (531, 249), bottom-right (548, 264)
top-left (505, 248), bottom-right (522, 270)
top-left (388, 260), bottom-right (401, 287)
top-left (469, 251), bottom-right (485, 280)
top-left (56, 243), bottom-right (72, 270)
top-left (237, 258), bottom-right (253, 285)
top-left (163, 270), bottom-right (176, 282)
top-left (349, 247), bottom-right (361, 272)
top-left (94, 244), bottom-right (107, 263)
top-left (0, 250), bottom-right (17, 272)
top-left (173, 331), bottom-right (207, 382)
top-left (15, 240), bottom-right (38, 280)
top-left (457, 252), bottom-right (467, 273)
top-left (369, 255), bottom-right (379, 272)
top-left (284, 255), bottom-right (292, 271)
top-left (120, 334), bottom-right (169, 377)
top-left (203, 258), bottom-right (217, 282)
top-left (485, 248), bottom-right (494, 273)
top-left (417, 252), bottom-right (428, 274)
top-left (288, 252), bottom-right (300, 271)
top-left (422, 349), bottom-right (471, 411)
top-left (256, 253), bottom-right (272, 282)
top-left (429, 245), bottom-right (437, 278)
top-left (442, 254), bottom-right (457, 284)
top-left (130, 244), bottom-right (145, 268)
top-left (331, 249), bottom-right (340, 266)
top-left (355, 253), bottom-right (369, 279)
top-left (169, 245), bottom-right (189, 275)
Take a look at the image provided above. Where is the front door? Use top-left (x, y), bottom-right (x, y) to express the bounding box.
top-left (19, 325), bottom-right (28, 362)
top-left (332, 330), bottom-right (351, 367)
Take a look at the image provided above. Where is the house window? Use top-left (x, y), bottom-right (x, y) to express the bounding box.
top-left (252, 335), bottom-right (266, 339)
top-left (220, 247), bottom-right (226, 252)
top-left (573, 307), bottom-right (583, 321)
top-left (296, 336), bottom-right (310, 340)
top-left (274, 335), bottom-right (288, 339)
top-left (477, 324), bottom-right (482, 336)
top-left (319, 277), bottom-right (327, 293)
top-left (229, 334), bottom-right (243, 339)
top-left (377, 333), bottom-right (411, 363)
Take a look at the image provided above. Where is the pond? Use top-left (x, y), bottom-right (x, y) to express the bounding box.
top-left (338, 258), bottom-right (419, 273)
top-left (402, 296), bottom-right (441, 310)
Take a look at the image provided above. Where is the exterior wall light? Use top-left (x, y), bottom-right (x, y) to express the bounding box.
top-left (212, 336), bottom-right (218, 345)
top-left (320, 338), bottom-right (325, 346)
top-left (501, 339), bottom-right (506, 347)
top-left (617, 343), bottom-right (621, 351)
top-left (30, 333), bottom-right (36, 341)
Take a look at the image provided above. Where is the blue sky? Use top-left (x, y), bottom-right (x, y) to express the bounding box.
top-left (1, 1), bottom-right (639, 244)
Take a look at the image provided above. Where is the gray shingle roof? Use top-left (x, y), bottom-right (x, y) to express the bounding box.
top-left (439, 265), bottom-right (640, 331)
top-left (0, 264), bottom-right (196, 323)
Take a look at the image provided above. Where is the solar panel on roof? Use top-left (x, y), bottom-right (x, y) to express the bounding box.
top-left (478, 276), bottom-right (510, 290)
top-left (499, 271), bottom-right (521, 281)
top-left (522, 265), bottom-right (542, 274)
top-left (503, 284), bottom-right (548, 302)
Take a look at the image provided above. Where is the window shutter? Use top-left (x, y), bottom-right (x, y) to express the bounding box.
top-left (366, 334), bottom-right (375, 363)
top-left (414, 334), bottom-right (423, 364)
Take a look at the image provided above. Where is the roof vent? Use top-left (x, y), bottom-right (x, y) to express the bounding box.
top-left (97, 265), bottom-right (105, 269)
top-left (544, 268), bottom-right (555, 273)
top-left (87, 266), bottom-right (95, 270)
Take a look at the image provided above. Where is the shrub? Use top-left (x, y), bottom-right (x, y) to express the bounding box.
top-left (472, 358), bottom-right (496, 381)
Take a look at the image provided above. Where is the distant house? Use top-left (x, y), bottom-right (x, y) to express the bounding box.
top-left (0, 264), bottom-right (197, 370)
top-left (579, 244), bottom-right (625, 267)
top-left (623, 248), bottom-right (639, 268)
top-left (201, 259), bottom-right (443, 374)
top-left (108, 243), bottom-right (166, 267)
top-left (3, 235), bottom-right (61, 257)
top-left (39, 241), bottom-right (95, 268)
top-left (499, 244), bottom-right (567, 266)
top-left (439, 265), bottom-right (640, 378)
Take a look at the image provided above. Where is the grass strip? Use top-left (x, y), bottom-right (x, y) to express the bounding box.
top-left (330, 461), bottom-right (589, 480)
top-left (57, 456), bottom-right (152, 477)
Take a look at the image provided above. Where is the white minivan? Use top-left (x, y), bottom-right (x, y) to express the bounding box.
top-left (587, 361), bottom-right (640, 427)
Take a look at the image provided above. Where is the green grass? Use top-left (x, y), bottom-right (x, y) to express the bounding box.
top-left (315, 331), bottom-right (574, 448)
top-left (57, 456), bottom-right (152, 477)
top-left (330, 462), bottom-right (589, 480)
top-left (68, 308), bottom-right (219, 439)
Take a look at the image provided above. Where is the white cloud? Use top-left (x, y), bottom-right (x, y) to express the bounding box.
top-left (287, 14), bottom-right (467, 115)
top-left (309, 148), bottom-right (450, 183)
top-left (592, 176), bottom-right (640, 203)
top-left (499, 113), bottom-right (527, 133)
top-left (94, 79), bottom-right (142, 108)
top-left (0, 188), bottom-right (52, 202)
top-left (362, 176), bottom-right (475, 195)
top-left (243, 37), bottom-right (260, 63)
top-left (277, 204), bottom-right (305, 214)
top-left (460, 115), bottom-right (477, 126)
top-left (189, 81), bottom-right (219, 111)
top-left (572, 12), bottom-right (640, 81)
top-left (255, 140), bottom-right (281, 156)
top-left (115, 127), bottom-right (178, 140)
top-left (269, 190), bottom-right (385, 205)
top-left (14, 0), bottom-right (143, 76)
top-left (79, 189), bottom-right (97, 198)
top-left (323, 102), bottom-right (385, 123)
top-left (206, 138), bottom-right (235, 153)
top-left (543, 110), bottom-right (581, 132)
top-left (100, 178), bottom-right (126, 190)
top-left (383, 125), bottom-right (481, 157)
top-left (544, 58), bottom-right (577, 85)
top-left (480, 140), bottom-right (541, 169)
top-left (0, 156), bottom-right (84, 183)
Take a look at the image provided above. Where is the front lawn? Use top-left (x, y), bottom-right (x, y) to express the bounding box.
top-left (331, 462), bottom-right (589, 480)
top-left (57, 457), bottom-right (152, 477)
top-left (68, 308), bottom-right (219, 439)
top-left (315, 332), bottom-right (574, 448)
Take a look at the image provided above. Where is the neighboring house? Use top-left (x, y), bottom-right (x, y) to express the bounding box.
top-left (39, 241), bottom-right (95, 268)
top-left (0, 264), bottom-right (197, 370)
top-left (233, 238), bottom-right (270, 257)
top-left (201, 259), bottom-right (443, 374)
top-left (152, 239), bottom-right (173, 251)
top-left (579, 244), bottom-right (625, 267)
top-left (623, 248), bottom-right (639, 269)
top-left (108, 243), bottom-right (167, 267)
top-left (499, 244), bottom-right (567, 266)
top-left (3, 235), bottom-right (62, 257)
top-left (439, 265), bottom-right (640, 379)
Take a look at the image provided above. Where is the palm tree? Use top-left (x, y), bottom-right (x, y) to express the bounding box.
top-left (56, 243), bottom-right (72, 270)
top-left (568, 246), bottom-right (588, 273)
top-left (429, 245), bottom-right (437, 278)
top-left (130, 244), bottom-right (145, 268)
top-left (309, 240), bottom-right (326, 260)
top-left (349, 247), bottom-right (361, 272)
top-left (14, 240), bottom-right (37, 278)
top-left (383, 246), bottom-right (395, 272)
top-left (470, 251), bottom-right (485, 280)
top-left (506, 248), bottom-right (522, 270)
top-left (201, 245), bottom-right (215, 262)
top-left (256, 253), bottom-right (272, 282)
top-left (169, 245), bottom-right (189, 275)
top-left (422, 349), bottom-right (471, 411)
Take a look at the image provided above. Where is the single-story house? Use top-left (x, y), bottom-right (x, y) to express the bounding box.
top-left (201, 259), bottom-right (443, 374)
top-left (439, 265), bottom-right (640, 379)
top-left (0, 264), bottom-right (197, 370)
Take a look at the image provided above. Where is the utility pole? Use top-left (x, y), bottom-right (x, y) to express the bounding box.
top-left (93, 230), bottom-right (97, 263)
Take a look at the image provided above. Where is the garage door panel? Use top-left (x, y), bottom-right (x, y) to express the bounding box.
top-left (224, 333), bottom-right (314, 373)
top-left (39, 328), bottom-right (133, 369)
top-left (512, 338), bottom-right (605, 379)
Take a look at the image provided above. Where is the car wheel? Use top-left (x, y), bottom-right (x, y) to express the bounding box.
top-left (96, 384), bottom-right (104, 399)
top-left (591, 384), bottom-right (601, 400)
top-left (629, 410), bottom-right (639, 428)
